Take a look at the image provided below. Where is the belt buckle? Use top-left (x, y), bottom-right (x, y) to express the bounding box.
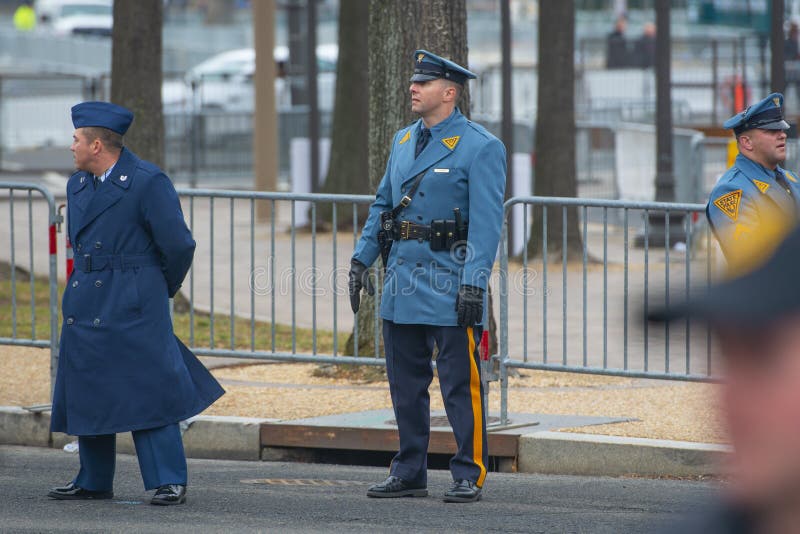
top-left (399, 220), bottom-right (410, 240)
top-left (82, 254), bottom-right (92, 272)
top-left (399, 195), bottom-right (412, 207)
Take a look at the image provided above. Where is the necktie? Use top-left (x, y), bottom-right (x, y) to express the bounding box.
top-left (93, 175), bottom-right (99, 190)
top-left (415, 128), bottom-right (431, 159)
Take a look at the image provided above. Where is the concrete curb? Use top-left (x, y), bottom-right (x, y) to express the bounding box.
top-left (1, 406), bottom-right (731, 477)
top-left (518, 431), bottom-right (731, 477)
top-left (1, 407), bottom-right (272, 461)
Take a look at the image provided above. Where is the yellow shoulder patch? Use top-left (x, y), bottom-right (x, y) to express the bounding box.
top-left (442, 135), bottom-right (460, 150)
top-left (786, 171), bottom-right (798, 183)
top-left (713, 189), bottom-right (742, 222)
top-left (398, 130), bottom-right (411, 144)
top-left (752, 179), bottom-right (770, 193)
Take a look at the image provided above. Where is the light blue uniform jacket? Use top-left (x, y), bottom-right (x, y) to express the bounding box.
top-left (707, 154), bottom-right (800, 264)
top-left (353, 108), bottom-right (507, 326)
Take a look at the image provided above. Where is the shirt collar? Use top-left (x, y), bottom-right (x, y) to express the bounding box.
top-left (420, 108), bottom-right (460, 136)
top-left (96, 161), bottom-right (117, 183)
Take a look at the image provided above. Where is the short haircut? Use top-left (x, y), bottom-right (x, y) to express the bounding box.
top-left (444, 79), bottom-right (463, 102)
top-left (82, 126), bottom-right (123, 152)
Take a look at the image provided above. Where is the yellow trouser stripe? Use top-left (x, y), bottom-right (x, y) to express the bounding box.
top-left (467, 327), bottom-right (487, 487)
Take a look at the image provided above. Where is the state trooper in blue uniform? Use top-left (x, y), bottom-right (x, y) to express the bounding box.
top-left (349, 50), bottom-right (506, 503)
top-left (708, 92), bottom-right (800, 274)
top-left (47, 102), bottom-right (224, 505)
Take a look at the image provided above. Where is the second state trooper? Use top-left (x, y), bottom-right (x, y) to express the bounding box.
top-left (708, 92), bottom-right (800, 274)
top-left (349, 49), bottom-right (507, 503)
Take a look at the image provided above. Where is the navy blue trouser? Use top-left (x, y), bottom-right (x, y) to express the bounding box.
top-left (383, 320), bottom-right (488, 487)
top-left (74, 423), bottom-right (187, 491)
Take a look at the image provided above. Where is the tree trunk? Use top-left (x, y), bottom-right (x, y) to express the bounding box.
top-left (110, 0), bottom-right (164, 169)
top-left (527, 0), bottom-right (583, 261)
top-left (346, 0), bottom-right (473, 357)
top-left (319, 0), bottom-right (370, 227)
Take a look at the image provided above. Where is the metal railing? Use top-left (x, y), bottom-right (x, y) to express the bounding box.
top-left (0, 183), bottom-right (61, 394)
top-left (175, 188), bottom-right (378, 366)
top-left (497, 196), bottom-right (718, 424)
top-left (1, 185), bottom-right (722, 419)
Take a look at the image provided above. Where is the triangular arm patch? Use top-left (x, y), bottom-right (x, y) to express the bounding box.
top-left (442, 135), bottom-right (460, 150)
top-left (752, 179), bottom-right (770, 193)
top-left (713, 189), bottom-right (742, 221)
top-left (399, 130), bottom-right (411, 144)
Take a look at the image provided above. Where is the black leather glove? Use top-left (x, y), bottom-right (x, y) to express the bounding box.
top-left (349, 259), bottom-right (375, 313)
top-left (456, 285), bottom-right (484, 327)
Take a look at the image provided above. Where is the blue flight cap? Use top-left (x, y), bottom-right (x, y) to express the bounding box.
top-left (723, 92), bottom-right (790, 135)
top-left (71, 101), bottom-right (134, 135)
top-left (410, 49), bottom-right (477, 85)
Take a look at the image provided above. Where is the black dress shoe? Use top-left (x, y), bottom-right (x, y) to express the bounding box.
top-left (443, 479), bottom-right (482, 503)
top-left (150, 484), bottom-right (186, 506)
top-left (366, 476), bottom-right (427, 498)
top-left (48, 482), bottom-right (113, 500)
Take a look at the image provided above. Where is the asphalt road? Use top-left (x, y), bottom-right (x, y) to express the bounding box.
top-left (0, 445), bottom-right (715, 533)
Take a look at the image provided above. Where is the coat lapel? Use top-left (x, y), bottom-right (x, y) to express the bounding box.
top-left (74, 148), bottom-right (138, 239)
top-left (402, 111), bottom-right (468, 186)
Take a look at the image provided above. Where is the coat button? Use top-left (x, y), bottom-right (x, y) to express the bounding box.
top-left (66, 317), bottom-right (74, 325)
top-left (417, 215), bottom-right (423, 221)
top-left (416, 262), bottom-right (423, 267)
top-left (93, 318), bottom-right (101, 327)
top-left (72, 280), bottom-right (79, 288)
top-left (419, 192), bottom-right (425, 197)
top-left (76, 243), bottom-right (82, 251)
top-left (94, 241), bottom-right (102, 249)
top-left (397, 258), bottom-right (404, 265)
top-left (95, 280), bottom-right (103, 287)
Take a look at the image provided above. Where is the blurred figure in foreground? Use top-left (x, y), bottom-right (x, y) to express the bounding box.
top-left (651, 223), bottom-right (800, 533)
top-left (707, 92), bottom-right (800, 276)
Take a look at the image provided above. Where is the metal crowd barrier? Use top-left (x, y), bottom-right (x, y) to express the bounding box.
top-left (498, 196), bottom-right (719, 424)
top-left (0, 185), bottom-right (724, 416)
top-left (175, 188), bottom-right (381, 366)
top-left (0, 183), bottom-right (61, 394)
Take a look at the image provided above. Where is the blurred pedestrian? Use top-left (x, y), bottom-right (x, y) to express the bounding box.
top-left (47, 102), bottom-right (224, 506)
top-left (606, 14), bottom-right (631, 69)
top-left (634, 22), bottom-right (656, 69)
top-left (349, 49), bottom-right (506, 503)
top-left (651, 222), bottom-right (800, 533)
top-left (706, 92), bottom-right (800, 274)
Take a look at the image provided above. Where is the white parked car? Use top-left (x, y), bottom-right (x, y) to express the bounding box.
top-left (35, 0), bottom-right (113, 37)
top-left (162, 45), bottom-right (337, 113)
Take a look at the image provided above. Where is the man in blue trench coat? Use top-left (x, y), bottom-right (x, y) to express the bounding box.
top-left (47, 101), bottom-right (224, 505)
top-left (349, 50), bottom-right (506, 502)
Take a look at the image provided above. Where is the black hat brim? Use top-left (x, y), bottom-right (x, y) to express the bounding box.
top-left (410, 73), bottom-right (440, 82)
top-left (759, 119), bottom-right (791, 130)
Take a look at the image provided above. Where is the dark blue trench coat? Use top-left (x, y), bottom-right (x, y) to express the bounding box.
top-left (51, 148), bottom-right (224, 436)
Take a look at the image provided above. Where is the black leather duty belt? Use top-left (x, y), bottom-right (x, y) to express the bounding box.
top-left (77, 253), bottom-right (161, 273)
top-left (393, 221), bottom-right (432, 241)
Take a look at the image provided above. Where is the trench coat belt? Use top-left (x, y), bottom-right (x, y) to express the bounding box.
top-left (77, 253), bottom-right (161, 273)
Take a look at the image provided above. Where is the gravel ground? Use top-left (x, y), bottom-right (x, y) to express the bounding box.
top-left (0, 346), bottom-right (725, 443)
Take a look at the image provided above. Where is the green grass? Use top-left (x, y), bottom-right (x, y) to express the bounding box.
top-left (0, 271), bottom-right (350, 355)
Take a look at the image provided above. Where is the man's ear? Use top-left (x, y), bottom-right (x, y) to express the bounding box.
top-left (738, 135), bottom-right (753, 153)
